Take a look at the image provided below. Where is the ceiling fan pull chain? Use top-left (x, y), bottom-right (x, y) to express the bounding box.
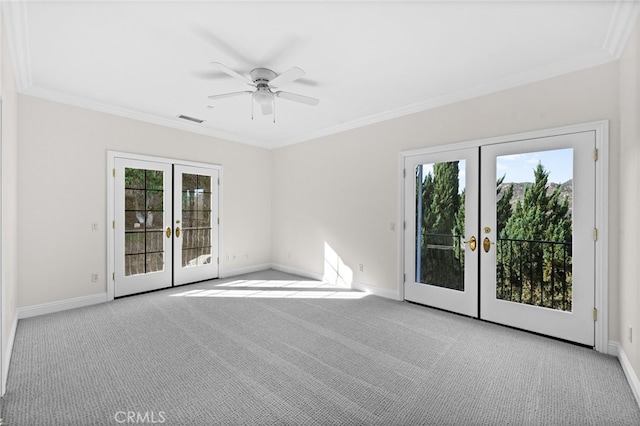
top-left (273, 100), bottom-right (276, 124)
top-left (250, 96), bottom-right (254, 120)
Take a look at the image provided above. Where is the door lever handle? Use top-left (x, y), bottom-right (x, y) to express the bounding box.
top-left (175, 227), bottom-right (181, 238)
top-left (166, 227), bottom-right (172, 238)
top-left (483, 237), bottom-right (495, 253)
top-left (463, 236), bottom-right (477, 251)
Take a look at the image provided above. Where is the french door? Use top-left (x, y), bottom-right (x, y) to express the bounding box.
top-left (114, 158), bottom-right (219, 297)
top-left (404, 131), bottom-right (596, 346)
top-left (404, 148), bottom-right (480, 317)
top-left (173, 165), bottom-right (220, 286)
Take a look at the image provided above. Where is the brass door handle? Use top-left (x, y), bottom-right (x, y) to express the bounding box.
top-left (483, 237), bottom-right (495, 253)
top-left (463, 236), bottom-right (477, 251)
top-left (166, 227), bottom-right (171, 238)
top-left (176, 227), bottom-right (181, 238)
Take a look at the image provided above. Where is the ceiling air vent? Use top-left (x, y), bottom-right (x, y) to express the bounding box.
top-left (177, 114), bottom-right (204, 124)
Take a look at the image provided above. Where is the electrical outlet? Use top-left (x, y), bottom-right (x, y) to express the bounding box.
top-left (629, 326), bottom-right (633, 343)
top-left (91, 222), bottom-right (99, 232)
top-left (359, 264), bottom-right (364, 272)
top-left (91, 273), bottom-right (98, 283)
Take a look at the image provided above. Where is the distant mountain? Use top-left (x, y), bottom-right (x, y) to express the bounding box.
top-left (498, 180), bottom-right (573, 214)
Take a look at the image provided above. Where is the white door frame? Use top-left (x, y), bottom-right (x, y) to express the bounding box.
top-left (107, 151), bottom-right (223, 301)
top-left (398, 120), bottom-right (609, 352)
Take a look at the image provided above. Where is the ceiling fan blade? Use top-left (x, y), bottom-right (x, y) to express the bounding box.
top-left (210, 62), bottom-right (254, 86)
top-left (293, 78), bottom-right (319, 87)
top-left (192, 69), bottom-right (230, 80)
top-left (275, 91), bottom-right (319, 106)
top-left (269, 67), bottom-right (305, 88)
top-left (208, 91), bottom-right (252, 100)
top-left (261, 102), bottom-right (273, 115)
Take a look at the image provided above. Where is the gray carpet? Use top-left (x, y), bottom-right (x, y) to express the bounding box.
top-left (2, 270), bottom-right (639, 425)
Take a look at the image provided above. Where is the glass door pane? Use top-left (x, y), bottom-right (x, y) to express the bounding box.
top-left (124, 168), bottom-right (166, 275)
top-left (173, 165), bottom-right (219, 286)
top-left (181, 173), bottom-right (212, 267)
top-left (415, 160), bottom-right (466, 291)
top-left (494, 149), bottom-right (573, 311)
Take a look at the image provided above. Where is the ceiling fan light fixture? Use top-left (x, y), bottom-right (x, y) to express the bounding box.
top-left (252, 90), bottom-right (274, 106)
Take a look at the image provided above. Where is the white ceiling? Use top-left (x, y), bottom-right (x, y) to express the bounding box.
top-left (4, 1), bottom-right (639, 148)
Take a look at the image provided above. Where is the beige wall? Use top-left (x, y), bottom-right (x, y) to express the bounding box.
top-left (17, 96), bottom-right (272, 307)
top-left (619, 16), bottom-right (640, 383)
top-left (1, 10), bottom-right (19, 393)
top-left (272, 61), bottom-right (620, 335)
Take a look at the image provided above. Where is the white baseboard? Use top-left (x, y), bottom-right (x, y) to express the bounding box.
top-left (270, 264), bottom-right (324, 281)
top-left (611, 341), bottom-right (640, 408)
top-left (2, 313), bottom-right (17, 396)
top-left (219, 263), bottom-right (273, 279)
top-left (270, 264), bottom-right (402, 301)
top-left (18, 293), bottom-right (108, 319)
top-left (351, 280), bottom-right (403, 301)
top-left (608, 340), bottom-right (620, 357)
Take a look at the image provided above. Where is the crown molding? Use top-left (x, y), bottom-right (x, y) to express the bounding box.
top-left (603, 0), bottom-right (640, 58)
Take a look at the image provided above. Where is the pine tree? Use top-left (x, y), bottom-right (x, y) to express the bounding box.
top-left (503, 164), bottom-right (571, 242)
top-left (429, 162), bottom-right (460, 234)
top-left (496, 175), bottom-right (514, 301)
top-left (452, 189), bottom-right (465, 272)
top-left (496, 174), bottom-right (514, 238)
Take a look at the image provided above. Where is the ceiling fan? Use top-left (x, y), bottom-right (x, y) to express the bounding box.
top-left (207, 62), bottom-right (319, 117)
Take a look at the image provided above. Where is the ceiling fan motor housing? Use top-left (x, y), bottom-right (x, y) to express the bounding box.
top-left (250, 69), bottom-right (277, 105)
top-left (250, 68), bottom-right (277, 84)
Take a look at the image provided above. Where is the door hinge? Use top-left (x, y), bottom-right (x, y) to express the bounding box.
top-left (593, 149), bottom-right (598, 161)
top-left (112, 168), bottom-right (116, 177)
top-left (403, 221), bottom-right (406, 230)
top-left (112, 220), bottom-right (115, 229)
top-left (593, 228), bottom-right (598, 241)
top-left (403, 169), bottom-right (406, 178)
top-left (593, 307), bottom-right (598, 321)
top-left (217, 217), bottom-right (220, 225)
top-left (218, 178), bottom-right (220, 186)
top-left (217, 257), bottom-right (219, 265)
top-left (112, 272), bottom-right (115, 281)
top-left (403, 273), bottom-right (406, 283)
